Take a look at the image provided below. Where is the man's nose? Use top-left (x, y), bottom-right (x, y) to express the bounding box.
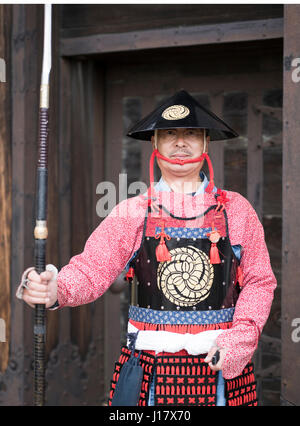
top-left (175, 134), bottom-right (186, 146)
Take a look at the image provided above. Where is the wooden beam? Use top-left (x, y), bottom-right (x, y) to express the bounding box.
top-left (57, 56), bottom-right (72, 345)
top-left (0, 4), bottom-right (11, 373)
top-left (281, 4), bottom-right (300, 406)
top-left (9, 4), bottom-right (44, 405)
top-left (141, 97), bottom-right (155, 186)
top-left (247, 92), bottom-right (264, 220)
top-left (209, 94), bottom-right (225, 189)
top-left (103, 74), bottom-right (123, 397)
top-left (255, 104), bottom-right (282, 122)
top-left (90, 62), bottom-right (106, 404)
top-left (60, 18), bottom-right (283, 57)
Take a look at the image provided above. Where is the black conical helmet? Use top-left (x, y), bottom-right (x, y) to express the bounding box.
top-left (127, 90), bottom-right (238, 141)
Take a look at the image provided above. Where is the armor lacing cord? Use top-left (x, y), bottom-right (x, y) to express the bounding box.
top-left (236, 265), bottom-right (244, 287)
top-left (209, 189), bottom-right (230, 264)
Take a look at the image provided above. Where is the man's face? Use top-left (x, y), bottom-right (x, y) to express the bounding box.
top-left (151, 128), bottom-right (209, 177)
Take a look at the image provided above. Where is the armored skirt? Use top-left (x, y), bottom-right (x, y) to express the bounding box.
top-left (108, 196), bottom-right (258, 406)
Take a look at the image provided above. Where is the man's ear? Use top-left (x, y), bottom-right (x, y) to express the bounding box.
top-left (151, 135), bottom-right (156, 150)
top-left (151, 135), bottom-right (154, 147)
top-left (205, 135), bottom-right (210, 153)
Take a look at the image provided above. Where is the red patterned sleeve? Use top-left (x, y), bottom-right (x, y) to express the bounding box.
top-left (216, 193), bottom-right (277, 379)
top-left (56, 197), bottom-right (146, 308)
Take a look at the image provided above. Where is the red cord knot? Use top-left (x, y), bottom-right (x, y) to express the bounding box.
top-left (214, 189), bottom-right (229, 212)
top-left (125, 267), bottom-right (135, 281)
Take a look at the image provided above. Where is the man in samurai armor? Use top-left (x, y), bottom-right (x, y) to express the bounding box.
top-left (17, 90), bottom-right (277, 406)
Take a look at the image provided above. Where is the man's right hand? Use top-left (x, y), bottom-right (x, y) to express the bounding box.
top-left (22, 269), bottom-right (58, 309)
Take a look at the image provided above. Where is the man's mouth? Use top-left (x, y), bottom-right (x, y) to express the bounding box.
top-left (171, 153), bottom-right (191, 158)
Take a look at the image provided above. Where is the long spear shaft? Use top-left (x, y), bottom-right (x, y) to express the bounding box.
top-left (33, 4), bottom-right (52, 406)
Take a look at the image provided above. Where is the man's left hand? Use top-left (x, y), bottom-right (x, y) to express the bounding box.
top-left (204, 346), bottom-right (228, 371)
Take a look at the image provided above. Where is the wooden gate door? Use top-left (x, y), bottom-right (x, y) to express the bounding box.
top-left (103, 42), bottom-right (282, 404)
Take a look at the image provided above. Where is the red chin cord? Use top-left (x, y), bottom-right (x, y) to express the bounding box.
top-left (148, 148), bottom-right (215, 202)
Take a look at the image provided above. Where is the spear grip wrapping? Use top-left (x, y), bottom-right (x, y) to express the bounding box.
top-left (34, 107), bottom-right (49, 406)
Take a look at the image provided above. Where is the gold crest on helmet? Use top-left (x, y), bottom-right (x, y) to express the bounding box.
top-left (162, 105), bottom-right (190, 121)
